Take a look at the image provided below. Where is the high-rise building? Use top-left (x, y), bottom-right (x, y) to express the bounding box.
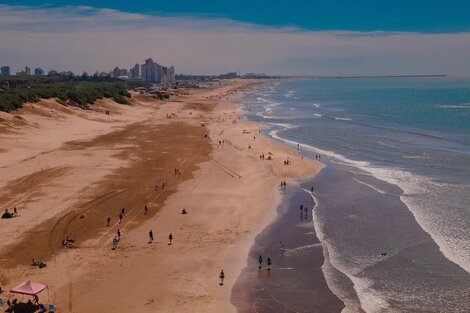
top-left (34, 68), bottom-right (44, 76)
top-left (1, 66), bottom-right (10, 77)
top-left (144, 58), bottom-right (156, 83)
top-left (118, 68), bottom-right (128, 77)
top-left (134, 64), bottom-right (140, 78)
top-left (141, 64), bottom-right (147, 81)
top-left (139, 58), bottom-right (174, 83)
top-left (168, 66), bottom-right (175, 82)
top-left (25, 66), bottom-right (31, 75)
top-left (113, 67), bottom-right (120, 78)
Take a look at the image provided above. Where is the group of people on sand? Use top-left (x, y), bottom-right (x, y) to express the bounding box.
top-left (147, 230), bottom-right (173, 245)
top-left (1, 207), bottom-right (18, 219)
top-left (3, 297), bottom-right (41, 313)
top-left (280, 181), bottom-right (287, 190)
top-left (62, 236), bottom-right (74, 248)
top-left (258, 255), bottom-right (272, 271)
top-left (299, 204), bottom-right (309, 217)
top-left (155, 181), bottom-right (165, 191)
top-left (31, 258), bottom-right (46, 269)
top-left (283, 159), bottom-right (292, 165)
top-left (110, 203), bottom-right (180, 250)
top-left (315, 154), bottom-right (321, 160)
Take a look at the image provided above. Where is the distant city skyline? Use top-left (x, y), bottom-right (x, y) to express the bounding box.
top-left (1, 3), bottom-right (470, 76)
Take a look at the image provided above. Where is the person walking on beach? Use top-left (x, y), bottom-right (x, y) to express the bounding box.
top-left (311, 186), bottom-right (314, 192)
top-left (13, 207), bottom-right (18, 217)
top-left (304, 206), bottom-right (308, 215)
top-left (144, 204), bottom-right (148, 215)
top-left (119, 213), bottom-right (123, 224)
top-left (300, 204), bottom-right (303, 212)
top-left (267, 257), bottom-right (272, 271)
top-left (148, 230), bottom-right (153, 243)
top-left (112, 236), bottom-right (118, 250)
top-left (168, 233), bottom-right (173, 245)
top-left (219, 270), bottom-right (225, 285)
top-left (121, 208), bottom-right (125, 217)
top-left (107, 217), bottom-right (111, 226)
top-left (258, 255), bottom-right (263, 269)
top-left (117, 229), bottom-right (121, 240)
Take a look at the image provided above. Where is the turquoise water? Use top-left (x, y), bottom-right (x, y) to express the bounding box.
top-left (243, 77), bottom-right (470, 312)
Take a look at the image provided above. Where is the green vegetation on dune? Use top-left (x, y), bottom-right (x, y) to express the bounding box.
top-left (0, 76), bottom-right (148, 112)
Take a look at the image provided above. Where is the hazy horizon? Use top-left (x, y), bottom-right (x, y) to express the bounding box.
top-left (1, 2), bottom-right (470, 76)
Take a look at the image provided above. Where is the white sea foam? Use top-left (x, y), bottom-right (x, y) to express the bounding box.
top-left (352, 177), bottom-right (386, 194)
top-left (437, 103), bottom-right (470, 109)
top-left (335, 117), bottom-right (353, 121)
top-left (377, 141), bottom-right (397, 149)
top-left (266, 122), bottom-right (297, 130)
top-left (314, 113), bottom-right (323, 118)
top-left (301, 187), bottom-right (392, 313)
top-left (271, 130), bottom-right (470, 276)
top-left (313, 103), bottom-right (321, 108)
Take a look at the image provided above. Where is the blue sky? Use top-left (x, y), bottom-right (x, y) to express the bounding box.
top-left (1, 2), bottom-right (470, 75)
top-left (3, 0), bottom-right (470, 32)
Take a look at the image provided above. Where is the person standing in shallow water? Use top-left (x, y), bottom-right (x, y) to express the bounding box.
top-left (258, 255), bottom-right (263, 269)
top-left (267, 257), bottom-right (272, 271)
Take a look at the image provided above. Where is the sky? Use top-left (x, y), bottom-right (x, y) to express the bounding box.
top-left (1, 1), bottom-right (470, 75)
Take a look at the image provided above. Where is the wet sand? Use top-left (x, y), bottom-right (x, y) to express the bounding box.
top-left (231, 181), bottom-right (344, 313)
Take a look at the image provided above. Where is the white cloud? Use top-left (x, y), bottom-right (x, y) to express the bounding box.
top-left (1, 4), bottom-right (470, 75)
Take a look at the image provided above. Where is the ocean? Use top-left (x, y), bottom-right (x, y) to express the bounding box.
top-left (240, 77), bottom-right (470, 313)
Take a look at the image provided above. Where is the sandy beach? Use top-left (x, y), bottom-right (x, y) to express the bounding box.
top-left (0, 79), bottom-right (323, 312)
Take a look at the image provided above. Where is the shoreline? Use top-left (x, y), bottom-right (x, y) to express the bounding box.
top-left (230, 84), bottom-right (345, 312)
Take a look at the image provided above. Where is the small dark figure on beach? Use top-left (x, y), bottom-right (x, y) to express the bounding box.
top-left (117, 229), bottom-right (121, 239)
top-left (1, 209), bottom-right (12, 219)
top-left (280, 241), bottom-right (285, 252)
top-left (219, 270), bottom-right (225, 286)
top-left (162, 181), bottom-right (165, 190)
top-left (149, 230), bottom-right (153, 243)
top-left (119, 213), bottom-right (123, 223)
top-left (13, 207), bottom-right (18, 216)
top-left (267, 257), bottom-right (272, 271)
top-left (168, 233), bottom-right (173, 245)
top-left (311, 186), bottom-right (314, 192)
top-left (107, 217), bottom-right (111, 226)
top-left (144, 204), bottom-right (148, 215)
top-left (300, 204), bottom-right (304, 212)
top-left (304, 207), bottom-right (308, 214)
top-left (121, 208), bottom-right (125, 217)
top-left (181, 209), bottom-right (187, 214)
top-left (258, 255), bottom-right (263, 269)
top-left (382, 252), bottom-right (388, 256)
top-left (112, 236), bottom-right (118, 250)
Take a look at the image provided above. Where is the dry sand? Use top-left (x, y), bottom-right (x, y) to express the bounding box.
top-left (0, 80), bottom-right (323, 312)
